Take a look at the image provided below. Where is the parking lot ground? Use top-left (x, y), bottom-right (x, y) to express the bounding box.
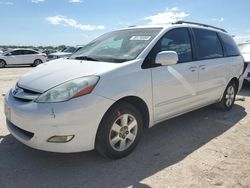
top-left (0, 67), bottom-right (250, 188)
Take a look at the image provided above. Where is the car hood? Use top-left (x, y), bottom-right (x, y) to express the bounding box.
top-left (18, 59), bottom-right (124, 92)
top-left (242, 53), bottom-right (250, 62)
top-left (49, 52), bottom-right (72, 56)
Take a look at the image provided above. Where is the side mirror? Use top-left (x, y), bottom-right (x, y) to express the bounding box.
top-left (5, 53), bottom-right (11, 56)
top-left (155, 51), bottom-right (178, 66)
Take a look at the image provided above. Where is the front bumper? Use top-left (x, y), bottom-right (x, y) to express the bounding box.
top-left (4, 90), bottom-right (114, 153)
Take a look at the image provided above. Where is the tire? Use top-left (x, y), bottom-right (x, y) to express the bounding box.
top-left (0, 60), bottom-right (6, 68)
top-left (215, 81), bottom-right (237, 111)
top-left (95, 102), bottom-right (143, 159)
top-left (33, 59), bottom-right (43, 67)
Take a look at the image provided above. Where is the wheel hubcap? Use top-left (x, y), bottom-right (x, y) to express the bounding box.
top-left (0, 61), bottom-right (4, 67)
top-left (225, 85), bottom-right (235, 107)
top-left (109, 114), bottom-right (138, 151)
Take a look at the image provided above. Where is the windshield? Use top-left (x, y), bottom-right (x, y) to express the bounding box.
top-left (70, 28), bottom-right (162, 63)
top-left (63, 47), bottom-right (76, 53)
top-left (238, 43), bottom-right (250, 54)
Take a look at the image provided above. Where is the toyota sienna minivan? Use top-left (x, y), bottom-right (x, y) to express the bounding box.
top-left (4, 21), bottom-right (244, 159)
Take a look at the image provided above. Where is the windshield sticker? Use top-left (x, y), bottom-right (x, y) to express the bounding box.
top-left (130, 36), bottom-right (151, 41)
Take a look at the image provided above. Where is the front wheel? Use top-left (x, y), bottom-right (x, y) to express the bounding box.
top-left (215, 81), bottom-right (237, 111)
top-left (95, 102), bottom-right (143, 159)
top-left (0, 60), bottom-right (6, 68)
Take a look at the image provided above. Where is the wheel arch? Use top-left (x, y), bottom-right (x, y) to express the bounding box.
top-left (34, 59), bottom-right (43, 63)
top-left (100, 95), bottom-right (150, 130)
top-left (0, 59), bottom-right (6, 64)
top-left (229, 77), bottom-right (239, 92)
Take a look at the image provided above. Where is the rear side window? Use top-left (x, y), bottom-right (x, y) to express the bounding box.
top-left (219, 33), bottom-right (240, 56)
top-left (23, 50), bottom-right (38, 55)
top-left (193, 28), bottom-right (223, 60)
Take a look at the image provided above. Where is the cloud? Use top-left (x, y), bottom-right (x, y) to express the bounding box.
top-left (144, 8), bottom-right (189, 25)
top-left (69, 0), bottom-right (82, 3)
top-left (46, 15), bottom-right (105, 31)
top-left (0, 1), bottom-right (13, 5)
top-left (211, 17), bottom-right (224, 22)
top-left (31, 0), bottom-right (45, 3)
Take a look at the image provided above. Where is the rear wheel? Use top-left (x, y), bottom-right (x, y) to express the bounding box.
top-left (33, 59), bottom-right (42, 67)
top-left (95, 102), bottom-right (143, 159)
top-left (215, 81), bottom-right (237, 111)
top-left (0, 60), bottom-right (6, 68)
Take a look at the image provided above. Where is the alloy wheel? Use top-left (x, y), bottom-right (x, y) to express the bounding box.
top-left (109, 114), bottom-right (138, 152)
top-left (225, 85), bottom-right (235, 107)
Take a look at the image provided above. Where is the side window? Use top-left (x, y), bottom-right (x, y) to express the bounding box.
top-left (219, 33), bottom-right (240, 57)
top-left (193, 28), bottom-right (223, 60)
top-left (23, 50), bottom-right (37, 55)
top-left (11, 50), bottom-right (22, 55)
top-left (145, 28), bottom-right (192, 66)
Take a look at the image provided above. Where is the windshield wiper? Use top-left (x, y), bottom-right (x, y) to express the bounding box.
top-left (73, 56), bottom-right (99, 61)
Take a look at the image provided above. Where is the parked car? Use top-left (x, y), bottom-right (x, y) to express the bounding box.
top-left (42, 49), bottom-right (57, 56)
top-left (0, 49), bottom-right (47, 68)
top-left (238, 42), bottom-right (250, 82)
top-left (47, 46), bottom-right (83, 61)
top-left (4, 21), bottom-right (244, 159)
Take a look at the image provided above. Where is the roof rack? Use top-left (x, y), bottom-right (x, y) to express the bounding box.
top-left (174, 21), bottom-right (227, 33)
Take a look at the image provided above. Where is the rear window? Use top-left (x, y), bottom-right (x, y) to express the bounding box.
top-left (219, 33), bottom-right (240, 57)
top-left (193, 28), bottom-right (223, 60)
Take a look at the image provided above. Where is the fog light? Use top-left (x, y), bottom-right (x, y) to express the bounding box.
top-left (47, 135), bottom-right (74, 143)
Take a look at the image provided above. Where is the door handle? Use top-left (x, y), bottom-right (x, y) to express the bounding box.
top-left (199, 65), bottom-right (206, 70)
top-left (189, 66), bottom-right (197, 72)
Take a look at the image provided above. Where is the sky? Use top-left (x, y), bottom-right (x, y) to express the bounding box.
top-left (0, 0), bottom-right (250, 46)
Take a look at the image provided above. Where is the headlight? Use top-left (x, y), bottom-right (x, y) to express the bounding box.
top-left (35, 76), bottom-right (99, 103)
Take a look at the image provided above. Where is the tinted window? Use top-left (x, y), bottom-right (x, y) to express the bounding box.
top-left (146, 28), bottom-right (192, 65)
top-left (23, 50), bottom-right (38, 55)
top-left (193, 28), bottom-right (223, 60)
top-left (219, 33), bottom-right (240, 56)
top-left (11, 50), bottom-right (22, 55)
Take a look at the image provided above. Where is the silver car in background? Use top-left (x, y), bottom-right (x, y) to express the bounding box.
top-left (47, 46), bottom-right (83, 61)
top-left (238, 42), bottom-right (250, 82)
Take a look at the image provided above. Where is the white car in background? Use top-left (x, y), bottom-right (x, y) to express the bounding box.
top-left (47, 46), bottom-right (83, 61)
top-left (0, 49), bottom-right (47, 68)
top-left (4, 21), bottom-right (244, 159)
top-left (238, 42), bottom-right (250, 82)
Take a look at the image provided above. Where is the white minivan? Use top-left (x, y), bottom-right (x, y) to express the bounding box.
top-left (4, 21), bottom-right (244, 159)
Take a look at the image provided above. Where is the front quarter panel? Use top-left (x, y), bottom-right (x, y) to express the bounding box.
top-left (93, 60), bottom-right (154, 127)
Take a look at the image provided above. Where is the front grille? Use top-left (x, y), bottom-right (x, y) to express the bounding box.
top-left (7, 120), bottom-right (34, 141)
top-left (12, 84), bottom-right (41, 102)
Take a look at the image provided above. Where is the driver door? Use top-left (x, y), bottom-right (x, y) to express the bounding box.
top-left (150, 28), bottom-right (199, 122)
